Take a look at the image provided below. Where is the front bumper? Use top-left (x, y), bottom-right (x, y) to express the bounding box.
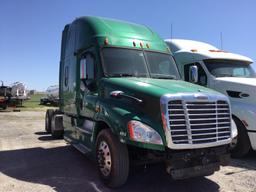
top-left (165, 145), bottom-right (230, 179)
top-left (170, 163), bottom-right (219, 179)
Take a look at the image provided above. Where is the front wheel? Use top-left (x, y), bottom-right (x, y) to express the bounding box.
top-left (231, 118), bottom-right (251, 158)
top-left (96, 129), bottom-right (129, 188)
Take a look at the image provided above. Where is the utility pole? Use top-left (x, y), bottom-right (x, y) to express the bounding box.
top-left (220, 32), bottom-right (223, 50)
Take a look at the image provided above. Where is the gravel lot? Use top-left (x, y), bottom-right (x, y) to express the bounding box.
top-left (0, 110), bottom-right (256, 192)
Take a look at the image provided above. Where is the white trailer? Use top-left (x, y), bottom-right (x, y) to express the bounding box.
top-left (165, 39), bottom-right (255, 157)
top-left (10, 82), bottom-right (29, 100)
top-left (40, 85), bottom-right (59, 106)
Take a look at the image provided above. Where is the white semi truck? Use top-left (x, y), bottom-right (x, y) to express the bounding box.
top-left (165, 39), bottom-right (255, 157)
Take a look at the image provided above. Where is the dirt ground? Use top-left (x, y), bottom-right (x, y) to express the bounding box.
top-left (0, 110), bottom-right (256, 192)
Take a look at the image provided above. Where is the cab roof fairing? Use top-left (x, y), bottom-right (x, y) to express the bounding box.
top-left (69, 16), bottom-right (169, 53)
top-left (165, 39), bottom-right (254, 64)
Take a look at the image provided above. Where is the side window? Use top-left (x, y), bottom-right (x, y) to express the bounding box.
top-left (184, 63), bottom-right (207, 86)
top-left (80, 53), bottom-right (95, 80)
top-left (64, 66), bottom-right (69, 87)
top-left (80, 53), bottom-right (95, 93)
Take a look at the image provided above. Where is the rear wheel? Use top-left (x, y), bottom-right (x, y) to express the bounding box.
top-left (50, 111), bottom-right (63, 139)
top-left (45, 109), bottom-right (54, 133)
top-left (231, 118), bottom-right (251, 158)
top-left (51, 128), bottom-right (63, 139)
top-left (96, 129), bottom-right (129, 188)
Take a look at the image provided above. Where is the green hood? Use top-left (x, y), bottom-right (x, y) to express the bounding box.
top-left (103, 77), bottom-right (220, 98)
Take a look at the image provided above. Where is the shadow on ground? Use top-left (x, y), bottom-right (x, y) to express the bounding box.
top-left (0, 144), bottom-right (220, 192)
top-left (0, 109), bottom-right (13, 112)
top-left (35, 131), bottom-right (49, 136)
top-left (228, 151), bottom-right (256, 174)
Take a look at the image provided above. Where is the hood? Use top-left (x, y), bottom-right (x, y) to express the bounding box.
top-left (215, 77), bottom-right (256, 104)
top-left (216, 77), bottom-right (256, 87)
top-left (103, 77), bottom-right (221, 98)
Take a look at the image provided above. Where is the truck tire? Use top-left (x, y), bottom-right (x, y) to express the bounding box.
top-left (231, 118), bottom-right (251, 158)
top-left (50, 111), bottom-right (63, 139)
top-left (96, 129), bottom-right (129, 188)
top-left (51, 128), bottom-right (63, 139)
top-left (45, 109), bottom-right (54, 133)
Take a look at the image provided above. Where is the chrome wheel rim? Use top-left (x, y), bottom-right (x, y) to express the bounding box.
top-left (98, 140), bottom-right (112, 176)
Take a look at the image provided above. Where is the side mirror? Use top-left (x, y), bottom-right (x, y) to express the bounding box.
top-left (189, 65), bottom-right (198, 83)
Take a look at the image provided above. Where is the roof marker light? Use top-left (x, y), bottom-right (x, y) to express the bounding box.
top-left (146, 43), bottom-right (150, 48)
top-left (140, 42), bottom-right (143, 48)
top-left (104, 38), bottom-right (109, 45)
top-left (133, 41), bottom-right (136, 47)
top-left (191, 49), bottom-right (198, 52)
top-left (209, 49), bottom-right (228, 53)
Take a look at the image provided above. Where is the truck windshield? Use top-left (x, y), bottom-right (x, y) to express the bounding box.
top-left (204, 59), bottom-right (256, 78)
top-left (102, 48), bottom-right (180, 79)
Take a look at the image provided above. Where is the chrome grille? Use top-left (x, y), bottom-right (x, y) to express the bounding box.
top-left (168, 100), bottom-right (231, 145)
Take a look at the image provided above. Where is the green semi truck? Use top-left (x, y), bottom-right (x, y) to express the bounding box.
top-left (45, 16), bottom-right (236, 187)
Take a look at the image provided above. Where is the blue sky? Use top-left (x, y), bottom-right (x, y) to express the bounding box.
top-left (1, 0), bottom-right (256, 91)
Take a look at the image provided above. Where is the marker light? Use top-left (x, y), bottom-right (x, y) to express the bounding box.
top-left (191, 49), bottom-right (198, 52)
top-left (146, 43), bottom-right (150, 48)
top-left (160, 104), bottom-right (168, 131)
top-left (140, 42), bottom-right (143, 48)
top-left (128, 120), bottom-right (163, 145)
top-left (104, 38), bottom-right (109, 45)
top-left (209, 49), bottom-right (228, 53)
top-left (133, 41), bottom-right (136, 47)
top-left (161, 113), bottom-right (168, 131)
top-left (242, 120), bottom-right (249, 127)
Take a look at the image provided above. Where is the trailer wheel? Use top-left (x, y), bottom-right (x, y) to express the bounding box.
top-left (45, 109), bottom-right (54, 133)
top-left (231, 118), bottom-right (251, 158)
top-left (96, 129), bottom-right (129, 188)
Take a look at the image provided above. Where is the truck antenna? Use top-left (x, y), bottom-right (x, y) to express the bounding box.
top-left (220, 32), bottom-right (223, 49)
top-left (171, 23), bottom-right (173, 41)
top-left (0, 80), bottom-right (3, 86)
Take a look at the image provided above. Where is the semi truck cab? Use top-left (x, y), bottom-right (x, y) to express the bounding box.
top-left (166, 39), bottom-right (255, 157)
top-left (45, 17), bottom-right (236, 188)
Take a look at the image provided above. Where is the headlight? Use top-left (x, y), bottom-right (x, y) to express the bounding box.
top-left (127, 120), bottom-right (163, 145)
top-left (231, 119), bottom-right (238, 139)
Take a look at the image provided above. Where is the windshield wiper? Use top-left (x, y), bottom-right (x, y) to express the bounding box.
top-left (152, 74), bottom-right (176, 80)
top-left (110, 73), bottom-right (134, 77)
top-left (216, 74), bottom-right (234, 77)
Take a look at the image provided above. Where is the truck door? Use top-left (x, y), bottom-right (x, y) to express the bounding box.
top-left (76, 50), bottom-right (98, 150)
